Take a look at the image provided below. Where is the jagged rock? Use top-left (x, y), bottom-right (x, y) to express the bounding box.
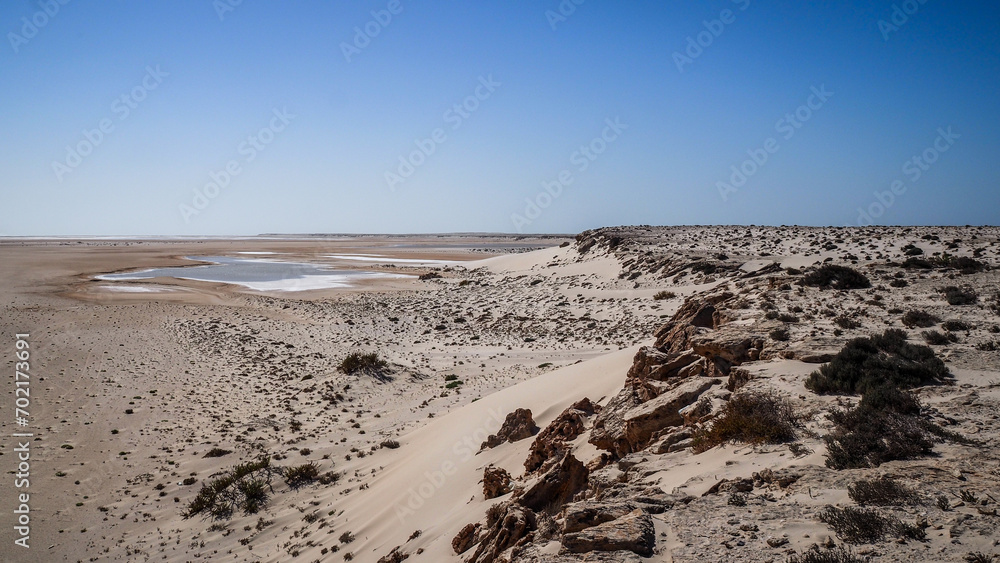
top-left (484, 465), bottom-right (512, 499)
top-left (452, 522), bottom-right (481, 555)
top-left (561, 509), bottom-right (655, 557)
top-left (594, 483), bottom-right (685, 514)
top-left (524, 398), bottom-right (599, 474)
top-left (481, 408), bottom-right (539, 450)
top-left (467, 502), bottom-right (537, 563)
top-left (703, 477), bottom-right (754, 496)
top-left (620, 378), bottom-right (719, 454)
top-left (517, 453), bottom-right (589, 514)
top-left (376, 546), bottom-right (410, 563)
top-left (652, 426), bottom-right (695, 454)
top-left (562, 501), bottom-right (641, 533)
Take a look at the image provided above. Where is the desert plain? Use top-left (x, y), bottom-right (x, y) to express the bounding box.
top-left (2, 226), bottom-right (1000, 563)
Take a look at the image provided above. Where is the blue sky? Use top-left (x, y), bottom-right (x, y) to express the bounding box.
top-left (1, 1), bottom-right (998, 235)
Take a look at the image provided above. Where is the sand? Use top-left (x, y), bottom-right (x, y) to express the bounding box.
top-left (1, 226), bottom-right (999, 562)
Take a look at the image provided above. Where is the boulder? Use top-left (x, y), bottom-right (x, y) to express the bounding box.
top-left (517, 453), bottom-right (589, 514)
top-left (620, 378), bottom-right (718, 454)
top-left (452, 522), bottom-right (481, 555)
top-left (481, 408), bottom-right (539, 450)
top-left (562, 501), bottom-right (640, 533)
top-left (484, 465), bottom-right (513, 500)
top-left (466, 502), bottom-right (537, 563)
top-left (561, 509), bottom-right (655, 557)
top-left (524, 398), bottom-right (599, 474)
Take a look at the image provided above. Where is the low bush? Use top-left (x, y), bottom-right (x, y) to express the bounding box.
top-left (806, 329), bottom-right (949, 395)
top-left (889, 278), bottom-right (908, 288)
top-left (848, 475), bottom-right (917, 506)
top-left (834, 316), bottom-right (861, 329)
top-left (693, 391), bottom-right (796, 452)
top-left (338, 352), bottom-right (388, 376)
top-left (818, 506), bottom-right (896, 544)
top-left (380, 439), bottom-right (400, 449)
top-left (282, 462), bottom-right (320, 489)
top-left (901, 310), bottom-right (939, 328)
top-left (922, 330), bottom-right (957, 345)
top-left (941, 285), bottom-right (978, 306)
top-left (770, 327), bottom-right (791, 342)
top-left (653, 290), bottom-right (676, 300)
top-left (942, 320), bottom-right (971, 332)
top-left (788, 547), bottom-right (869, 563)
top-left (183, 456), bottom-right (277, 520)
top-left (824, 404), bottom-right (935, 469)
top-left (802, 265), bottom-right (871, 290)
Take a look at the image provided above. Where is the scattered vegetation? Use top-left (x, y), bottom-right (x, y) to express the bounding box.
top-left (282, 462), bottom-right (320, 489)
top-left (788, 546), bottom-right (869, 563)
top-left (834, 316), bottom-right (861, 329)
top-left (922, 330), bottom-right (957, 345)
top-left (818, 506), bottom-right (896, 544)
top-left (653, 290), bottom-right (676, 300)
top-left (848, 475), bottom-right (917, 506)
top-left (769, 327), bottom-right (791, 342)
top-left (806, 329), bottom-right (949, 394)
top-left (693, 391), bottom-right (796, 452)
top-left (901, 309), bottom-right (939, 328)
top-left (941, 285), bottom-right (978, 305)
top-left (338, 352), bottom-right (389, 378)
top-left (802, 265), bottom-right (871, 290)
top-left (183, 456), bottom-right (277, 520)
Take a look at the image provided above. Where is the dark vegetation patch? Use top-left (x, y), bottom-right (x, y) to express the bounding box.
top-left (770, 327), bottom-right (790, 342)
top-left (802, 265), bottom-right (871, 290)
top-left (183, 456), bottom-right (277, 520)
top-left (941, 285), bottom-right (978, 306)
top-left (848, 475), bottom-right (918, 506)
top-left (788, 546), bottom-right (870, 563)
top-left (338, 352), bottom-right (390, 380)
top-left (693, 391), bottom-right (796, 452)
top-left (806, 329), bottom-right (949, 394)
top-left (203, 448), bottom-right (232, 458)
top-left (901, 310), bottom-right (939, 328)
top-left (902, 255), bottom-right (986, 274)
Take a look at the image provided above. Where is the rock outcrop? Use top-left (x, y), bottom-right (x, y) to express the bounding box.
top-left (524, 398), bottom-right (599, 474)
top-left (561, 509), bottom-right (655, 557)
top-left (590, 293), bottom-right (763, 458)
top-left (517, 453), bottom-right (589, 514)
top-left (483, 465), bottom-right (512, 499)
top-left (481, 408), bottom-right (539, 450)
top-left (452, 522), bottom-right (481, 555)
top-left (465, 501), bottom-right (537, 563)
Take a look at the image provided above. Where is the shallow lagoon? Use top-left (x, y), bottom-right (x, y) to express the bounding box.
top-left (96, 256), bottom-right (412, 292)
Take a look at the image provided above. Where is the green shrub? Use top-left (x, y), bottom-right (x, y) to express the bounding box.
top-left (693, 391), bottom-right (796, 452)
top-left (338, 352), bottom-right (388, 376)
top-left (941, 285), bottom-right (978, 305)
top-left (922, 330), bottom-right (957, 345)
top-left (788, 546), bottom-right (869, 563)
top-left (770, 327), bottom-right (791, 342)
top-left (848, 475), bottom-right (917, 506)
top-left (901, 310), bottom-right (939, 328)
top-left (802, 265), bottom-right (871, 290)
top-left (818, 506), bottom-right (895, 544)
top-left (283, 462), bottom-right (320, 489)
top-left (805, 329), bottom-right (949, 395)
top-left (183, 456), bottom-right (277, 520)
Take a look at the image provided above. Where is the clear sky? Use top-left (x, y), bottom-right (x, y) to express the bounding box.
top-left (1, 1), bottom-right (998, 235)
